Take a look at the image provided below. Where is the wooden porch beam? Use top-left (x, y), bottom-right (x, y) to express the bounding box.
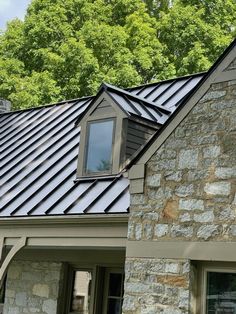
top-left (0, 237), bottom-right (27, 288)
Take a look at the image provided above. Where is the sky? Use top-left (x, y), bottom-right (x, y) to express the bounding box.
top-left (0, 0), bottom-right (31, 30)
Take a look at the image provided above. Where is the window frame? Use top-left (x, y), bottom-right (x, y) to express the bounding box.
top-left (198, 262), bottom-right (236, 314)
top-left (102, 268), bottom-right (124, 314)
top-left (76, 93), bottom-right (128, 179)
top-left (83, 118), bottom-right (116, 176)
top-left (66, 266), bottom-right (96, 314)
top-left (64, 265), bottom-right (124, 314)
top-left (0, 277), bottom-right (6, 314)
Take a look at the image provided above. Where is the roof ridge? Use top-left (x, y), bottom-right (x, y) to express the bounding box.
top-left (0, 72), bottom-right (206, 116)
top-left (0, 96), bottom-right (93, 115)
top-left (127, 71), bottom-right (207, 91)
top-left (102, 82), bottom-right (171, 115)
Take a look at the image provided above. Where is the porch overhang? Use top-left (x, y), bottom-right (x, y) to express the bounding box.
top-left (0, 214), bottom-right (128, 286)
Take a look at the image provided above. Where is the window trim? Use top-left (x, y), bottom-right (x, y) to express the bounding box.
top-left (83, 118), bottom-right (116, 176)
top-left (76, 93), bottom-right (128, 179)
top-left (66, 266), bottom-right (96, 314)
top-left (0, 276), bottom-right (6, 314)
top-left (64, 265), bottom-right (124, 314)
top-left (102, 268), bottom-right (124, 314)
top-left (198, 262), bottom-right (236, 314)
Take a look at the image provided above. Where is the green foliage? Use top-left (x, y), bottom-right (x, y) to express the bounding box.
top-left (9, 71), bottom-right (61, 110)
top-left (158, 1), bottom-right (235, 76)
top-left (0, 0), bottom-right (235, 110)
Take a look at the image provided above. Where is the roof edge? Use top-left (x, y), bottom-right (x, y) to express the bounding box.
top-left (0, 72), bottom-right (207, 116)
top-left (0, 213), bottom-right (129, 226)
top-left (127, 71), bottom-right (207, 91)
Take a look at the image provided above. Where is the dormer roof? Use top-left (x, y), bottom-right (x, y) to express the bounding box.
top-left (0, 72), bottom-right (205, 218)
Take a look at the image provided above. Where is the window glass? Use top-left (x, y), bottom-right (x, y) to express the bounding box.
top-left (85, 120), bottom-right (114, 174)
top-left (108, 273), bottom-right (122, 297)
top-left (106, 271), bottom-right (124, 314)
top-left (0, 277), bottom-right (6, 314)
top-left (70, 271), bottom-right (92, 314)
top-left (107, 299), bottom-right (121, 314)
top-left (206, 271), bottom-right (236, 314)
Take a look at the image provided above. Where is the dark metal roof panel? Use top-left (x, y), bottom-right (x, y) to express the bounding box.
top-left (129, 74), bottom-right (205, 109)
top-left (106, 86), bottom-right (170, 124)
top-left (0, 73), bottom-right (205, 218)
top-left (0, 98), bottom-right (129, 217)
top-left (108, 90), bottom-right (138, 115)
top-left (165, 76), bottom-right (203, 110)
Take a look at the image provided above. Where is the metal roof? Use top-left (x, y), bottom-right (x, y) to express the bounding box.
top-left (102, 83), bottom-right (171, 125)
top-left (128, 72), bottom-right (204, 112)
top-left (0, 72), bottom-right (205, 218)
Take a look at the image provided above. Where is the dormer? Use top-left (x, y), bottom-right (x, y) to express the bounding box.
top-left (76, 83), bottom-right (171, 178)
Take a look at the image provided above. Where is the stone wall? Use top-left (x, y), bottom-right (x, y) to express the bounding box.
top-left (123, 78), bottom-right (236, 313)
top-left (128, 80), bottom-right (236, 244)
top-left (123, 258), bottom-right (193, 314)
top-left (3, 261), bottom-right (64, 314)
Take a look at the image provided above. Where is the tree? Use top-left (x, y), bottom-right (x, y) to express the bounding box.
top-left (158, 0), bottom-right (236, 76)
top-left (9, 71), bottom-right (61, 110)
top-left (0, 0), bottom-right (235, 110)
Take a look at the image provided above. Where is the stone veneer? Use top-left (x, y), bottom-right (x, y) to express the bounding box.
top-left (123, 258), bottom-right (193, 314)
top-left (3, 261), bottom-right (64, 314)
top-left (123, 77), bottom-right (236, 313)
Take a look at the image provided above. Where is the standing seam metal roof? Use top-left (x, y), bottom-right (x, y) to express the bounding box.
top-left (0, 72), bottom-right (205, 217)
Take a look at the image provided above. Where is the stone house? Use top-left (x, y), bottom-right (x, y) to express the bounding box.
top-left (0, 38), bottom-right (235, 314)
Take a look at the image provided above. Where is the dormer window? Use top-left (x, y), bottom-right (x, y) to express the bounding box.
top-left (76, 83), bottom-right (165, 178)
top-left (85, 119), bottom-right (115, 175)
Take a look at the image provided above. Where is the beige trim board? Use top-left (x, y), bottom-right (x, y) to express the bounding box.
top-left (5, 237), bottom-right (127, 249)
top-left (126, 241), bottom-right (236, 262)
top-left (0, 223), bottom-right (128, 239)
top-left (0, 214), bottom-right (129, 226)
top-left (0, 238), bottom-right (3, 261)
top-left (214, 68), bottom-right (236, 82)
top-left (0, 220), bottom-right (128, 251)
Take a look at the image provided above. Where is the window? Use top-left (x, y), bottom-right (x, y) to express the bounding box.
top-left (199, 264), bottom-right (236, 314)
top-left (84, 119), bottom-right (115, 175)
top-left (66, 267), bottom-right (124, 314)
top-left (0, 277), bottom-right (6, 314)
top-left (76, 91), bottom-right (157, 178)
top-left (70, 271), bottom-right (92, 314)
top-left (206, 271), bottom-right (236, 313)
top-left (103, 270), bottom-right (124, 314)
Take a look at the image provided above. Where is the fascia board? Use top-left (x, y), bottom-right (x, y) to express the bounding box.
top-left (0, 213), bottom-right (129, 227)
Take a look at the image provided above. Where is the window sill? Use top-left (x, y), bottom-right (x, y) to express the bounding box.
top-left (74, 173), bottom-right (122, 182)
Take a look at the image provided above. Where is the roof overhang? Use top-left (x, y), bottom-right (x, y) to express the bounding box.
top-left (0, 214), bottom-right (129, 287)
